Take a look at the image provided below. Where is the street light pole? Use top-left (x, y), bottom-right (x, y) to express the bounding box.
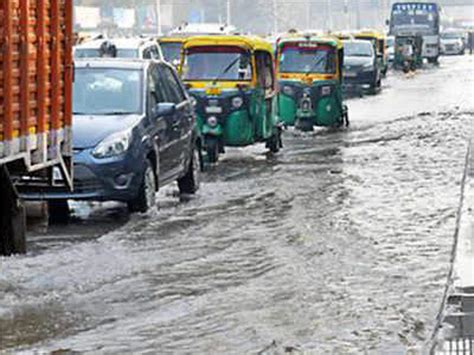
top-left (328, 0), bottom-right (333, 30)
top-left (226, 0), bottom-right (231, 25)
top-left (272, 0), bottom-right (278, 34)
top-left (156, 0), bottom-right (162, 34)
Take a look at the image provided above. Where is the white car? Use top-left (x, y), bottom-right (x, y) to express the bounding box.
top-left (440, 32), bottom-right (466, 55)
top-left (74, 38), bottom-right (164, 61)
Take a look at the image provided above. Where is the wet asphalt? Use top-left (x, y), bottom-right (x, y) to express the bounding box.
top-left (0, 55), bottom-right (473, 354)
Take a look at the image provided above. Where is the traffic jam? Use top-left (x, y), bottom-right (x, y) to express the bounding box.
top-left (1, 1), bottom-right (473, 353)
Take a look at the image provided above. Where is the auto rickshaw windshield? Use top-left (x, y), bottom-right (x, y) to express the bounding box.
top-left (279, 44), bottom-right (336, 74)
top-left (183, 46), bottom-right (252, 81)
top-left (343, 42), bottom-right (373, 57)
top-left (161, 42), bottom-right (183, 63)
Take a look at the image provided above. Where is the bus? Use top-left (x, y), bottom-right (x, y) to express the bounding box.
top-left (389, 2), bottom-right (441, 63)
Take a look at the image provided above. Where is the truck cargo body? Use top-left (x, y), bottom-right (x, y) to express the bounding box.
top-left (0, 0), bottom-right (73, 255)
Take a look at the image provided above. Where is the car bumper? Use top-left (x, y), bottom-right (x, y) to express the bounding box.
top-left (441, 47), bottom-right (464, 55)
top-left (22, 149), bottom-right (145, 202)
top-left (343, 71), bottom-right (376, 88)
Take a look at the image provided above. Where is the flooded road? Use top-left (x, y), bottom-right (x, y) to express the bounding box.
top-left (1, 56), bottom-right (473, 354)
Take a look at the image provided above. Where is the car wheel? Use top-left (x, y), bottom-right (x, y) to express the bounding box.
top-left (178, 146), bottom-right (201, 194)
top-left (48, 199), bottom-right (70, 224)
top-left (205, 136), bottom-right (219, 164)
top-left (127, 159), bottom-right (156, 213)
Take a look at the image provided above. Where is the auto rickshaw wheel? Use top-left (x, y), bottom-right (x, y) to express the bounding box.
top-left (267, 132), bottom-right (280, 154)
top-left (205, 136), bottom-right (219, 164)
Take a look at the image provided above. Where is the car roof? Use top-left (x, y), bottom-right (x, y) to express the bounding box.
top-left (76, 38), bottom-right (157, 50)
top-left (74, 58), bottom-right (153, 70)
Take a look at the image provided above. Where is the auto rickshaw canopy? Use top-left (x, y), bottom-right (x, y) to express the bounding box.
top-left (183, 35), bottom-right (274, 54)
top-left (353, 29), bottom-right (386, 41)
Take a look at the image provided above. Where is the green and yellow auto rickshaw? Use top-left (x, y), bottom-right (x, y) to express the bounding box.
top-left (394, 35), bottom-right (424, 71)
top-left (181, 35), bottom-right (282, 163)
top-left (354, 29), bottom-right (388, 76)
top-left (276, 34), bottom-right (349, 131)
top-left (158, 36), bottom-right (187, 68)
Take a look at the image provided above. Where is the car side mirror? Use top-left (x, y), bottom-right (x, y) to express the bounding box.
top-left (153, 102), bottom-right (176, 119)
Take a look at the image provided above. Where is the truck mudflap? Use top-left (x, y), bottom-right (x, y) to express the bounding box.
top-left (0, 166), bottom-right (26, 255)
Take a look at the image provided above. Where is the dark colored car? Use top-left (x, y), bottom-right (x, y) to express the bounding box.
top-left (342, 39), bottom-right (382, 95)
top-left (23, 59), bottom-right (201, 214)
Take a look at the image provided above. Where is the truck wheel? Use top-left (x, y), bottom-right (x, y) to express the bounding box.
top-left (178, 146), bottom-right (201, 194)
top-left (205, 136), bottom-right (219, 164)
top-left (127, 159), bottom-right (156, 213)
top-left (48, 200), bottom-right (70, 224)
top-left (0, 166), bottom-right (26, 255)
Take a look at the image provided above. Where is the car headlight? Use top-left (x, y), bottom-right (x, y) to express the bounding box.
top-left (232, 96), bottom-right (243, 109)
top-left (93, 130), bottom-right (132, 159)
top-left (207, 116), bottom-right (218, 127)
top-left (282, 85), bottom-right (294, 96)
top-left (363, 63), bottom-right (374, 71)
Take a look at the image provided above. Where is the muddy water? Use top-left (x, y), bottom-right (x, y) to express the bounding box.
top-left (1, 56), bottom-right (473, 354)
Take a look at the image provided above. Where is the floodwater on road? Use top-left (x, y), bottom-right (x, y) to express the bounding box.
top-left (1, 56), bottom-right (473, 354)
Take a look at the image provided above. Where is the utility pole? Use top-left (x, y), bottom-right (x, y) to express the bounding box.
top-left (156, 0), bottom-right (162, 34)
top-left (272, 0), bottom-right (278, 34)
top-left (306, 0), bottom-right (311, 30)
top-left (327, 0), bottom-right (333, 31)
top-left (356, 0), bottom-right (361, 29)
top-left (226, 0), bottom-right (231, 25)
top-left (344, 0), bottom-right (349, 30)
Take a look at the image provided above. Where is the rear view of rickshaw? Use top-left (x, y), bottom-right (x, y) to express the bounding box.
top-left (354, 29), bottom-right (388, 77)
top-left (394, 35), bottom-right (424, 72)
top-left (181, 36), bottom-right (282, 163)
top-left (276, 34), bottom-right (349, 131)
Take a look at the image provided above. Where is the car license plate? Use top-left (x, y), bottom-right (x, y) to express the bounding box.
top-left (344, 72), bottom-right (357, 78)
top-left (205, 106), bottom-right (223, 114)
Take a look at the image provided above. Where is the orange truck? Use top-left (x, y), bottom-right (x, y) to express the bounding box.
top-left (0, 0), bottom-right (74, 255)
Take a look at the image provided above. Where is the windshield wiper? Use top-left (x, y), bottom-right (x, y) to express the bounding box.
top-left (306, 56), bottom-right (327, 75)
top-left (213, 57), bottom-right (241, 84)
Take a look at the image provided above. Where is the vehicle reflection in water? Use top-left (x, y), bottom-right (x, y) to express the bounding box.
top-left (27, 202), bottom-right (130, 254)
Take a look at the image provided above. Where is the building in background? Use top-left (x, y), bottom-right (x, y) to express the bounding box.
top-left (73, 0), bottom-right (474, 36)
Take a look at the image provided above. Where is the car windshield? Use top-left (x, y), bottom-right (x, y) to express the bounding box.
top-left (279, 44), bottom-right (336, 74)
top-left (344, 42), bottom-right (373, 57)
top-left (74, 48), bottom-right (139, 58)
top-left (161, 42), bottom-right (183, 63)
top-left (442, 33), bottom-right (463, 39)
top-left (183, 47), bottom-right (252, 81)
top-left (73, 68), bottom-right (143, 115)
